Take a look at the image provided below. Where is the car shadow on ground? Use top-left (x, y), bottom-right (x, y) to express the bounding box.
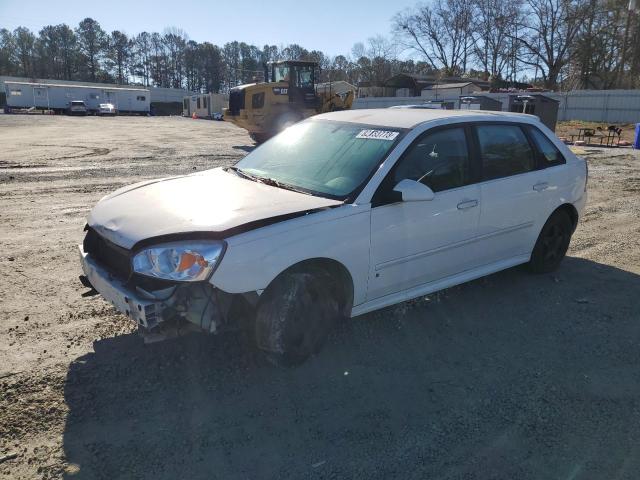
top-left (62, 257), bottom-right (640, 480)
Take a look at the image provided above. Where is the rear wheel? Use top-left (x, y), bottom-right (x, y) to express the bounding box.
top-left (255, 270), bottom-right (341, 366)
top-left (529, 210), bottom-right (573, 273)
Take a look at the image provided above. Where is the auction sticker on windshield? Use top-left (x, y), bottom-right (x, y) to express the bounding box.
top-left (356, 129), bottom-right (400, 141)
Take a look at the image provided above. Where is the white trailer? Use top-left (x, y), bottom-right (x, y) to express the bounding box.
top-left (4, 81), bottom-right (150, 114)
top-left (182, 93), bottom-right (228, 118)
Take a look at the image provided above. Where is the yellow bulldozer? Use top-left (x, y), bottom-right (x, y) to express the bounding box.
top-left (223, 60), bottom-right (356, 143)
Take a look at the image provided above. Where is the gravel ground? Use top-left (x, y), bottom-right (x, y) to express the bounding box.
top-left (1, 114), bottom-right (639, 480)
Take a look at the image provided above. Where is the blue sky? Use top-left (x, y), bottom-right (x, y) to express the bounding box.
top-left (0, 0), bottom-right (417, 56)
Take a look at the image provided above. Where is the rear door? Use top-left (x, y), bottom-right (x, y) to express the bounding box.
top-left (368, 126), bottom-right (482, 300)
top-left (473, 123), bottom-right (546, 265)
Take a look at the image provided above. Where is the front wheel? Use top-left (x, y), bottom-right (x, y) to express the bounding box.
top-left (529, 210), bottom-right (573, 273)
top-left (255, 270), bottom-right (341, 366)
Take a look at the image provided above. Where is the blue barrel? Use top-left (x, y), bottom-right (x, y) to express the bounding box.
top-left (635, 123), bottom-right (640, 149)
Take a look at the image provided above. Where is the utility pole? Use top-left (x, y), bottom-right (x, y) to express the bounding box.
top-left (620, 0), bottom-right (638, 87)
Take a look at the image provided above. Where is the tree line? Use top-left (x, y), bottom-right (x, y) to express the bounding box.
top-left (1, 0), bottom-right (638, 93)
top-left (394, 0), bottom-right (640, 89)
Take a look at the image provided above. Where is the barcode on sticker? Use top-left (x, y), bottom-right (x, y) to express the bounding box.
top-left (356, 129), bottom-right (399, 141)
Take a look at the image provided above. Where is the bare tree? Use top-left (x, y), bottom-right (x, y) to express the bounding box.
top-left (471, 0), bottom-right (522, 80)
top-left (393, 0), bottom-right (474, 76)
top-left (514, 0), bottom-right (587, 89)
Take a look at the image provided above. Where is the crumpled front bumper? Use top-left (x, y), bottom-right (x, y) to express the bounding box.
top-left (78, 244), bottom-right (162, 329)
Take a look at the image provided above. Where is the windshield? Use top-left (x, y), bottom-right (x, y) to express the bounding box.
top-left (233, 120), bottom-right (403, 199)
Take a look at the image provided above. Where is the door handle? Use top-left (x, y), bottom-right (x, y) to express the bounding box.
top-left (457, 199), bottom-right (478, 210)
top-left (533, 182), bottom-right (549, 192)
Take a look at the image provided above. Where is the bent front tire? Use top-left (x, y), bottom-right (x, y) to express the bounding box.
top-left (255, 271), bottom-right (341, 366)
top-left (529, 210), bottom-right (573, 273)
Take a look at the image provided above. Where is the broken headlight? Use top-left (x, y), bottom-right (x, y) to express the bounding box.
top-left (132, 241), bottom-right (225, 282)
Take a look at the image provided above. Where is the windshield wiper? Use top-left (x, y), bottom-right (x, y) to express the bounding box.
top-left (228, 166), bottom-right (319, 197)
top-left (227, 166), bottom-right (260, 182)
top-left (258, 177), bottom-right (321, 196)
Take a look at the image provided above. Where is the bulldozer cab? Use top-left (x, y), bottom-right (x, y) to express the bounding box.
top-left (268, 60), bottom-right (318, 108)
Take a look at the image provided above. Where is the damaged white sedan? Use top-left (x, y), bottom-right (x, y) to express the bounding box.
top-left (79, 109), bottom-right (587, 365)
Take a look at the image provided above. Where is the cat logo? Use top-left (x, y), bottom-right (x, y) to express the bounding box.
top-left (272, 87), bottom-right (288, 95)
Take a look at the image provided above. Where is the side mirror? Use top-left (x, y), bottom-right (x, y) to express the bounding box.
top-left (393, 179), bottom-right (435, 202)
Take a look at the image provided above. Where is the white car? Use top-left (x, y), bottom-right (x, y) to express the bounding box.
top-left (98, 103), bottom-right (116, 116)
top-left (79, 109), bottom-right (587, 365)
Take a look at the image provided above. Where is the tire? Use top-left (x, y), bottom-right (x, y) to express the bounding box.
top-left (529, 210), bottom-right (573, 273)
top-left (255, 270), bottom-right (341, 366)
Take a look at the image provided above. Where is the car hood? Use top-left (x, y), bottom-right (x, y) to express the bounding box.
top-left (88, 167), bottom-right (342, 249)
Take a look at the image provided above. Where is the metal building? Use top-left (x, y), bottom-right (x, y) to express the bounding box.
top-left (4, 81), bottom-right (150, 114)
top-left (182, 93), bottom-right (228, 118)
top-left (508, 94), bottom-right (559, 131)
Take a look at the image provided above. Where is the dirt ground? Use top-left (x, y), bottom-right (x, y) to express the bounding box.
top-left (1, 115), bottom-right (640, 480)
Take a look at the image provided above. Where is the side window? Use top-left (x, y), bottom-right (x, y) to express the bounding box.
top-left (197, 97), bottom-right (201, 109)
top-left (477, 124), bottom-right (535, 180)
top-left (252, 92), bottom-right (265, 109)
top-left (393, 127), bottom-right (470, 193)
top-left (529, 127), bottom-right (565, 167)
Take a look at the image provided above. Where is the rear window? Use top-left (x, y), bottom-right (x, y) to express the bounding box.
top-left (529, 127), bottom-right (565, 167)
top-left (252, 92), bottom-right (265, 109)
top-left (476, 124), bottom-right (535, 180)
top-left (71, 101), bottom-right (85, 106)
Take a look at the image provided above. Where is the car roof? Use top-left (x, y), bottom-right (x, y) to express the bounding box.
top-left (314, 108), bottom-right (538, 129)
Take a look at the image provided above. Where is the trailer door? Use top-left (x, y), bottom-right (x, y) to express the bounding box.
top-left (33, 87), bottom-right (48, 108)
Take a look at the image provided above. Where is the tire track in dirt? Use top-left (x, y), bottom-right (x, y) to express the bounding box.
top-left (31, 145), bottom-right (112, 161)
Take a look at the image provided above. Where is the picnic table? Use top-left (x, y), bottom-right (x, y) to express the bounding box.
top-left (568, 127), bottom-right (617, 147)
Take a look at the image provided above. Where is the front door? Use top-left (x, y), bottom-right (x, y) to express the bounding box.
top-left (368, 126), bottom-right (481, 300)
top-left (288, 64), bottom-right (317, 107)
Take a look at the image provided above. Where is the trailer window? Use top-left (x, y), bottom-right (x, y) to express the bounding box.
top-left (137, 96), bottom-right (146, 101)
top-left (10, 89), bottom-right (22, 96)
top-left (203, 96), bottom-right (208, 108)
top-left (90, 94), bottom-right (99, 99)
top-left (197, 97), bottom-right (201, 109)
